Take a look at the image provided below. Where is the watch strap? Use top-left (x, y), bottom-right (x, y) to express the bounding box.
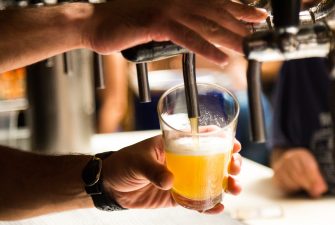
top-left (82, 151), bottom-right (126, 211)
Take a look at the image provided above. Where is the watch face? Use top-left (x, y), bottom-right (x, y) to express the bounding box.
top-left (82, 158), bottom-right (102, 186)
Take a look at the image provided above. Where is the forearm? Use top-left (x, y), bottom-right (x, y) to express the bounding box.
top-left (0, 146), bottom-right (93, 220)
top-left (0, 3), bottom-right (93, 73)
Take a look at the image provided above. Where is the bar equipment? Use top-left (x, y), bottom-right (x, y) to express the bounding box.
top-left (121, 0), bottom-right (335, 142)
top-left (23, 0), bottom-right (106, 154)
top-left (26, 50), bottom-right (96, 154)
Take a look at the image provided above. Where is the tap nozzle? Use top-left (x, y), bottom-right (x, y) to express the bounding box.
top-left (182, 53), bottom-right (200, 119)
top-left (246, 60), bottom-right (266, 143)
top-left (136, 63), bottom-right (151, 103)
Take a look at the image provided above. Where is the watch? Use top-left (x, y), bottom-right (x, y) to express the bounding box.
top-left (82, 151), bottom-right (126, 211)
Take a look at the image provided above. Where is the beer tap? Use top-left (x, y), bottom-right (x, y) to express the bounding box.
top-left (121, 0), bottom-right (335, 142)
top-left (121, 42), bottom-right (198, 118)
top-left (243, 0), bottom-right (335, 142)
top-left (28, 0), bottom-right (106, 88)
top-left (122, 41), bottom-right (188, 103)
top-left (246, 0), bottom-right (301, 143)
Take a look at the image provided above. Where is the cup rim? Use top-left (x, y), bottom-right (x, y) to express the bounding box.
top-left (157, 82), bottom-right (240, 136)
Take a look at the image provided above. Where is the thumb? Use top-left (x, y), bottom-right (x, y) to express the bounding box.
top-left (138, 160), bottom-right (174, 190)
top-left (309, 172), bottom-right (328, 198)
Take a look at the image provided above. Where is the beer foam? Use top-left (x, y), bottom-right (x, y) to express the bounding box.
top-left (165, 136), bottom-right (232, 155)
top-left (162, 113), bottom-right (190, 130)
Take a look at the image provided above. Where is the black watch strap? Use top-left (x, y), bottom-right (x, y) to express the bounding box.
top-left (82, 151), bottom-right (126, 211)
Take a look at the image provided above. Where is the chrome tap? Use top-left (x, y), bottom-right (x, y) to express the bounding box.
top-left (120, 0), bottom-right (335, 142)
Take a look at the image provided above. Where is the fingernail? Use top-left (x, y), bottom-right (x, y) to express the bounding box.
top-left (257, 8), bottom-right (268, 14)
top-left (311, 184), bottom-right (327, 197)
top-left (219, 60), bottom-right (228, 67)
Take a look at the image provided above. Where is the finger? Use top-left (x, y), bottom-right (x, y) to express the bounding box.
top-left (226, 176), bottom-right (241, 195)
top-left (273, 166), bottom-right (300, 192)
top-left (284, 157), bottom-right (312, 192)
top-left (309, 173), bottom-right (328, 198)
top-left (177, 14), bottom-right (244, 53)
top-left (229, 153), bottom-right (242, 175)
top-left (233, 139), bottom-right (241, 153)
top-left (202, 203), bottom-right (225, 214)
top-left (137, 159), bottom-right (174, 190)
top-left (163, 21), bottom-right (228, 66)
top-left (223, 1), bottom-right (268, 23)
top-left (180, 10), bottom-right (249, 37)
top-left (273, 161), bottom-right (299, 192)
top-left (300, 157), bottom-right (328, 197)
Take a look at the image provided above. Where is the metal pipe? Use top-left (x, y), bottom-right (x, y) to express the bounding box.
top-left (182, 53), bottom-right (200, 119)
top-left (93, 53), bottom-right (105, 89)
top-left (136, 63), bottom-right (151, 103)
top-left (246, 60), bottom-right (266, 143)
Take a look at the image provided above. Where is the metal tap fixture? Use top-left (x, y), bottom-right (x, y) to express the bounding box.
top-left (121, 0), bottom-right (335, 142)
top-left (245, 0), bottom-right (302, 142)
top-left (121, 41), bottom-right (188, 103)
top-left (243, 0), bottom-right (335, 142)
top-left (121, 42), bottom-right (198, 119)
top-left (14, 0), bottom-right (104, 154)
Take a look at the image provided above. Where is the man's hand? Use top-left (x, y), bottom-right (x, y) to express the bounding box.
top-left (272, 148), bottom-right (328, 198)
top-left (0, 1), bottom-right (267, 72)
top-left (102, 135), bottom-right (242, 213)
top-left (85, 0), bottom-right (267, 66)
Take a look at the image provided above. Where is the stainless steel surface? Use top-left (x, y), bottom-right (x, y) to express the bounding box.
top-left (243, 0), bottom-right (335, 142)
top-left (246, 60), bottom-right (266, 143)
top-left (136, 63), bottom-right (151, 103)
top-left (182, 53), bottom-right (200, 119)
top-left (26, 49), bottom-right (95, 154)
top-left (244, 22), bottom-right (332, 62)
top-left (94, 53), bottom-right (105, 89)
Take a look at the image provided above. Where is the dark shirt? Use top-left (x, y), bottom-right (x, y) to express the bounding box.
top-left (271, 58), bottom-right (335, 193)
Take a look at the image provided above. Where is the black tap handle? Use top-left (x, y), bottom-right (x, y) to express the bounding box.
top-left (63, 53), bottom-right (69, 74)
top-left (136, 63), bottom-right (151, 103)
top-left (121, 41), bottom-right (188, 63)
top-left (271, 0), bottom-right (301, 29)
top-left (182, 53), bottom-right (200, 119)
top-left (246, 60), bottom-right (266, 143)
top-left (328, 49), bottom-right (335, 163)
top-left (93, 53), bottom-right (105, 89)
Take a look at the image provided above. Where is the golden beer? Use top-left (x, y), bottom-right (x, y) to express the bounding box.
top-left (165, 136), bottom-right (232, 211)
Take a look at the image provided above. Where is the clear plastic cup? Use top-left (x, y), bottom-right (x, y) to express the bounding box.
top-left (157, 83), bottom-right (239, 211)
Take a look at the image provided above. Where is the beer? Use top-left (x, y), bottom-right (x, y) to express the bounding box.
top-left (189, 117), bottom-right (199, 134)
top-left (165, 136), bottom-right (232, 211)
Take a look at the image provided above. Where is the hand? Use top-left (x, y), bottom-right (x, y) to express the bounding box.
top-left (85, 0), bottom-right (267, 65)
top-left (272, 148), bottom-right (328, 198)
top-left (102, 135), bottom-right (242, 213)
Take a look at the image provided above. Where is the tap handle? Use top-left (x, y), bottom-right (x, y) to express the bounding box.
top-left (62, 53), bottom-right (70, 75)
top-left (182, 53), bottom-right (200, 119)
top-left (271, 0), bottom-right (301, 29)
top-left (96, 54), bottom-right (105, 89)
top-left (93, 53), bottom-right (105, 89)
top-left (121, 41), bottom-right (188, 63)
top-left (328, 50), bottom-right (335, 163)
top-left (246, 60), bottom-right (266, 143)
top-left (136, 63), bottom-right (151, 103)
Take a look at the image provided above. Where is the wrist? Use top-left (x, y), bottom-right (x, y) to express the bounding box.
top-left (82, 152), bottom-right (126, 211)
top-left (270, 148), bottom-right (287, 168)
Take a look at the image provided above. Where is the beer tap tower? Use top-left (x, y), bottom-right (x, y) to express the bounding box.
top-left (122, 0), bottom-right (335, 143)
top-left (25, 0), bottom-right (106, 154)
